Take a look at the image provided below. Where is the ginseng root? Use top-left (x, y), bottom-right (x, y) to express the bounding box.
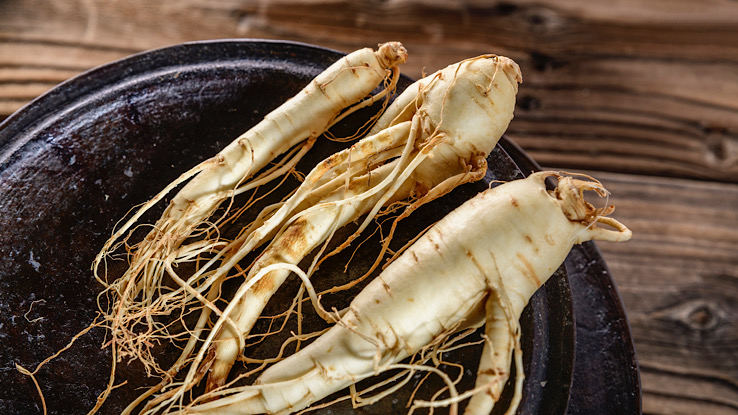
top-left (92, 42), bottom-right (407, 376)
top-left (183, 171), bottom-right (631, 415)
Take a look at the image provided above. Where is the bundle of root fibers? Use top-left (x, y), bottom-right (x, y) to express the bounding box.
top-left (91, 42), bottom-right (408, 377)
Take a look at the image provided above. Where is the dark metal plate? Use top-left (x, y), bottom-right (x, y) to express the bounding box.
top-left (0, 40), bottom-right (579, 414)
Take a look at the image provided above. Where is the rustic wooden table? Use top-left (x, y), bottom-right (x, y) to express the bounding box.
top-left (1, 1), bottom-right (736, 414)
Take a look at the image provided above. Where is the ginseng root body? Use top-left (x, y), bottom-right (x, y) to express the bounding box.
top-left (185, 171), bottom-right (631, 415)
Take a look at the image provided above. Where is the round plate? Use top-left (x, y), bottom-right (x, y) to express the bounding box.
top-left (0, 40), bottom-right (577, 414)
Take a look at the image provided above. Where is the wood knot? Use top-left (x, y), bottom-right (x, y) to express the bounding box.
top-left (702, 125), bottom-right (737, 167)
top-left (686, 303), bottom-right (719, 331)
top-left (529, 52), bottom-right (566, 72)
top-left (522, 8), bottom-right (562, 35)
top-left (654, 298), bottom-right (724, 333)
top-left (517, 95), bottom-right (540, 111)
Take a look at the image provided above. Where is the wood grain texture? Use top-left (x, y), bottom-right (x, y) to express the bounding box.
top-left (1, 0), bottom-right (737, 414)
top-left (586, 171), bottom-right (738, 414)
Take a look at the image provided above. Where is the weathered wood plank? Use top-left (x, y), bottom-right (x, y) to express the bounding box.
top-left (2, 0), bottom-right (737, 182)
top-left (579, 170), bottom-right (738, 415)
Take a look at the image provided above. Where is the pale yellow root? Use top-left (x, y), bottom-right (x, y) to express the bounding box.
top-left (179, 172), bottom-right (630, 415)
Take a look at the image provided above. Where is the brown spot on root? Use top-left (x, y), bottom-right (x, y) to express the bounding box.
top-left (413, 181), bottom-right (431, 198)
top-left (524, 235), bottom-right (539, 253)
top-left (269, 217), bottom-right (312, 261)
top-left (381, 279), bottom-right (392, 296)
top-left (200, 346), bottom-right (216, 378)
top-left (486, 387), bottom-right (502, 399)
top-left (250, 219), bottom-right (312, 295)
top-left (309, 152), bottom-right (344, 184)
top-left (516, 252), bottom-right (541, 287)
top-left (544, 234), bottom-right (556, 246)
top-left (510, 196), bottom-right (519, 207)
top-left (355, 128), bottom-right (397, 153)
top-left (251, 271), bottom-right (276, 294)
top-left (201, 347), bottom-right (220, 395)
top-left (346, 174), bottom-right (372, 193)
top-left (322, 153), bottom-right (343, 170)
top-left (407, 298), bottom-right (415, 302)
